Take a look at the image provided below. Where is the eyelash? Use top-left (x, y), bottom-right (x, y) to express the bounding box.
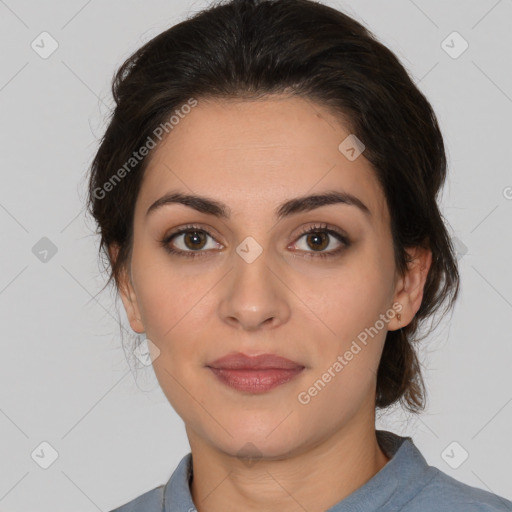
top-left (160, 222), bottom-right (350, 260)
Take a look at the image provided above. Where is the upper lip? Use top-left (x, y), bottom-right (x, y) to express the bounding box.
top-left (207, 352), bottom-right (305, 370)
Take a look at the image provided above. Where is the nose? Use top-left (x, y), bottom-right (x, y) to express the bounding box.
top-left (217, 244), bottom-right (291, 332)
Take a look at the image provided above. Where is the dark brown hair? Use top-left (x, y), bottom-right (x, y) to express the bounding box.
top-left (86, 0), bottom-right (460, 414)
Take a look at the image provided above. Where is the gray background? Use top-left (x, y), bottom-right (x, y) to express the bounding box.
top-left (1, 0), bottom-right (511, 510)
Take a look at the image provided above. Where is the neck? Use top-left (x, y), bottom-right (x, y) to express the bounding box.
top-left (188, 421), bottom-right (390, 512)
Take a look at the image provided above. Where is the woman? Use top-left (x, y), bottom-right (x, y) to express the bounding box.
top-left (87, 0), bottom-right (512, 510)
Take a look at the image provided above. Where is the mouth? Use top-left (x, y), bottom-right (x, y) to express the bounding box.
top-left (206, 352), bottom-right (305, 394)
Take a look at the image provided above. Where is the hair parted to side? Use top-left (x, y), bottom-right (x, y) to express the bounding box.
top-left (86, 0), bottom-right (460, 414)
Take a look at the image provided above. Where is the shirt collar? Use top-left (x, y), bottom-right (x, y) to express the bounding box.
top-left (163, 429), bottom-right (435, 512)
top-left (327, 429), bottom-right (436, 511)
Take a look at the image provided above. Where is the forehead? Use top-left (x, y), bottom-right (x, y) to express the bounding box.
top-left (136, 96), bottom-right (389, 224)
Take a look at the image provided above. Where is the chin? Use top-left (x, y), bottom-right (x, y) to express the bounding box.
top-left (213, 419), bottom-right (305, 460)
top-left (222, 436), bottom-right (299, 462)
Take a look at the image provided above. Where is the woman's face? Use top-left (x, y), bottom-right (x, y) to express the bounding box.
top-left (117, 95), bottom-right (413, 459)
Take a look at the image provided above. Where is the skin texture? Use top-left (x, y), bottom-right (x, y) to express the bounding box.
top-left (112, 95), bottom-right (432, 512)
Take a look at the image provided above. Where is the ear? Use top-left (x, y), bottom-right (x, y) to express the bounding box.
top-left (109, 244), bottom-right (145, 334)
top-left (390, 245), bottom-right (432, 331)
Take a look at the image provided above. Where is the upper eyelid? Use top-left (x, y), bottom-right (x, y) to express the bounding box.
top-left (166, 224), bottom-right (222, 243)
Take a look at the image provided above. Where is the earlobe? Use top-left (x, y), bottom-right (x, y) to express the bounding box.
top-left (391, 246), bottom-right (432, 331)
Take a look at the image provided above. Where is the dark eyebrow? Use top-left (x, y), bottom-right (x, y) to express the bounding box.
top-left (146, 190), bottom-right (371, 221)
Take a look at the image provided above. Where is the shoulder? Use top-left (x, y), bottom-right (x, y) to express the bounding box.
top-left (108, 453), bottom-right (193, 512)
top-left (108, 484), bottom-right (165, 512)
top-left (406, 467), bottom-right (512, 511)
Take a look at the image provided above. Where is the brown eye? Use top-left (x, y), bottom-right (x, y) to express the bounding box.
top-left (161, 225), bottom-right (223, 259)
top-left (183, 230), bottom-right (208, 250)
top-left (305, 231), bottom-right (329, 251)
top-left (291, 223), bottom-right (350, 259)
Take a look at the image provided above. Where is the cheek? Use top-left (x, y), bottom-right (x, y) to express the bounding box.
top-left (293, 262), bottom-right (392, 399)
top-left (297, 259), bottom-right (392, 339)
top-left (130, 245), bottom-right (202, 337)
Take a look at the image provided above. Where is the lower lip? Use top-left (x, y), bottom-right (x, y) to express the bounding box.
top-left (208, 367), bottom-right (304, 393)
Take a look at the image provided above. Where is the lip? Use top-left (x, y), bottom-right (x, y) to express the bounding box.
top-left (206, 352), bottom-right (305, 394)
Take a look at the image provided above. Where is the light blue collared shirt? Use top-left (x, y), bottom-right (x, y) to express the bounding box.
top-left (110, 429), bottom-right (512, 511)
